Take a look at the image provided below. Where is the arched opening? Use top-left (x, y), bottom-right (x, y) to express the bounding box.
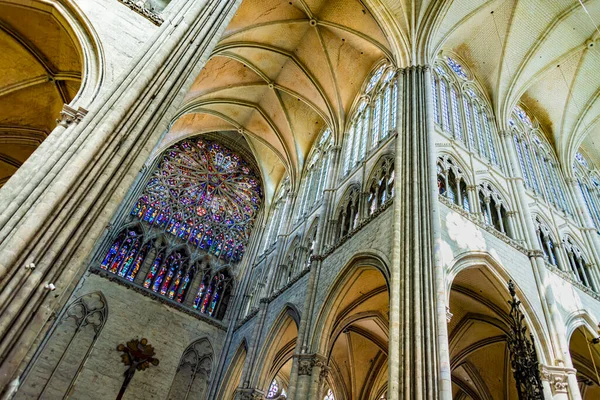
top-left (257, 306), bottom-right (300, 398)
top-left (0, 0), bottom-right (85, 187)
top-left (219, 341), bottom-right (248, 400)
top-left (569, 326), bottom-right (600, 398)
top-left (448, 266), bottom-right (543, 399)
top-left (314, 262), bottom-right (389, 400)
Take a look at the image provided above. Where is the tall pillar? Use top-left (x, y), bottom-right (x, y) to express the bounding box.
top-left (388, 65), bottom-right (450, 399)
top-left (499, 131), bottom-right (582, 398)
top-left (0, 0), bottom-right (243, 389)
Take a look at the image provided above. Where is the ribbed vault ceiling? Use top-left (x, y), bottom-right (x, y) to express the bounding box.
top-left (164, 0), bottom-right (393, 199)
top-left (0, 1), bottom-right (81, 187)
top-left (430, 0), bottom-right (600, 168)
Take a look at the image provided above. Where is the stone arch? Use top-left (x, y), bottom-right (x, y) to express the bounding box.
top-left (218, 339), bottom-right (248, 400)
top-left (253, 304), bottom-right (301, 394)
top-left (16, 291), bottom-right (108, 399)
top-left (567, 321), bottom-right (600, 398)
top-left (446, 251), bottom-right (552, 399)
top-left (167, 337), bottom-right (214, 400)
top-left (446, 250), bottom-right (551, 363)
top-left (310, 253), bottom-right (390, 400)
top-left (565, 310), bottom-right (600, 342)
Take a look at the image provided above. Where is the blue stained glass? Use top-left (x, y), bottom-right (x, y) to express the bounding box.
top-left (432, 77), bottom-right (440, 124)
top-left (132, 139), bottom-right (262, 262)
top-left (445, 56), bottom-right (468, 80)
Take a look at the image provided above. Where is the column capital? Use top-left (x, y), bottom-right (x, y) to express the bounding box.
top-left (539, 365), bottom-right (576, 395)
top-left (295, 353), bottom-right (327, 376)
top-left (234, 388), bottom-right (266, 400)
top-left (56, 104), bottom-right (87, 127)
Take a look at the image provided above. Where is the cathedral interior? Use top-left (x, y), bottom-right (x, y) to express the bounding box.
top-left (3, 0), bottom-right (600, 399)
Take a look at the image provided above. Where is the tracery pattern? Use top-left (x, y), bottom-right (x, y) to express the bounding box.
top-left (437, 155), bottom-right (470, 212)
top-left (297, 128), bottom-right (333, 219)
top-left (432, 56), bottom-right (501, 168)
top-left (510, 107), bottom-right (571, 215)
top-left (131, 139), bottom-right (262, 262)
top-left (574, 151), bottom-right (600, 233)
top-left (478, 182), bottom-right (512, 238)
top-left (342, 62), bottom-right (397, 175)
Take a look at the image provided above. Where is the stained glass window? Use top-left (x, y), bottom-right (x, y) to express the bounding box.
top-left (100, 228), bottom-right (147, 281)
top-left (432, 77), bottom-right (439, 124)
top-left (324, 389), bottom-right (335, 400)
top-left (298, 129), bottom-right (333, 217)
top-left (131, 139), bottom-right (262, 263)
top-left (450, 86), bottom-right (463, 142)
top-left (440, 79), bottom-right (450, 132)
top-left (445, 56), bottom-right (468, 80)
top-left (342, 62), bottom-right (396, 175)
top-left (267, 380), bottom-right (279, 398)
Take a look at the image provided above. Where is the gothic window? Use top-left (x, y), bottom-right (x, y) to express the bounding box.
top-left (193, 270), bottom-right (232, 319)
top-left (432, 57), bottom-right (501, 167)
top-left (534, 217), bottom-right (559, 266)
top-left (574, 151), bottom-right (600, 233)
top-left (298, 129), bottom-right (333, 219)
top-left (437, 156), bottom-right (470, 212)
top-left (511, 107), bottom-right (571, 215)
top-left (336, 186), bottom-right (361, 241)
top-left (342, 62), bottom-right (397, 175)
top-left (324, 388), bottom-right (335, 400)
top-left (367, 156), bottom-right (395, 215)
top-left (143, 249), bottom-right (193, 301)
top-left (130, 139), bottom-right (262, 263)
top-left (167, 338), bottom-right (213, 400)
top-left (18, 292), bottom-right (107, 399)
top-left (267, 380), bottom-right (279, 398)
top-left (478, 182), bottom-right (511, 237)
top-left (562, 236), bottom-right (595, 290)
top-left (100, 226), bottom-right (149, 281)
top-left (263, 177), bottom-right (290, 251)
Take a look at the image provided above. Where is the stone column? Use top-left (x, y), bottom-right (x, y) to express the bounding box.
top-left (287, 146), bottom-right (340, 400)
top-left (0, 0), bottom-right (243, 388)
top-left (500, 131), bottom-right (582, 398)
top-left (388, 65), bottom-right (450, 399)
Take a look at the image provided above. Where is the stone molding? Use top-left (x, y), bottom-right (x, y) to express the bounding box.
top-left (235, 308), bottom-right (259, 331)
top-left (90, 268), bottom-right (227, 330)
top-left (56, 105), bottom-right (87, 127)
top-left (234, 388), bottom-right (265, 400)
top-left (540, 365), bottom-right (575, 394)
top-left (439, 195), bottom-right (528, 254)
top-left (544, 262), bottom-right (600, 301)
top-left (116, 0), bottom-right (164, 26)
top-left (295, 353), bottom-right (327, 376)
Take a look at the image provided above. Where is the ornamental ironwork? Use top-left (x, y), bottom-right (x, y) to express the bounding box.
top-left (506, 281), bottom-right (544, 399)
top-left (116, 338), bottom-right (159, 399)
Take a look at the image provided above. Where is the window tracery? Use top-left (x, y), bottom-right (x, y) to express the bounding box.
top-left (574, 151), bottom-right (600, 233)
top-left (437, 156), bottom-right (470, 212)
top-left (367, 156), bottom-right (395, 215)
top-left (432, 56), bottom-right (501, 168)
top-left (167, 338), bottom-right (213, 400)
top-left (477, 182), bottom-right (511, 237)
top-left (336, 186), bottom-right (361, 241)
top-left (534, 216), bottom-right (559, 266)
top-left (297, 129), bottom-right (333, 219)
top-left (342, 62), bottom-right (397, 175)
top-left (510, 107), bottom-right (571, 215)
top-left (131, 139), bottom-right (262, 263)
top-left (562, 236), bottom-right (595, 290)
top-left (263, 177), bottom-right (290, 252)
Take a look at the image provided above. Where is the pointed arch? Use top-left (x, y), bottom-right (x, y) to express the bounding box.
top-left (218, 339), bottom-right (248, 400)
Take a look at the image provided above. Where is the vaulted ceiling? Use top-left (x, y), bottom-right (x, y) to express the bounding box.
top-left (0, 0), bottom-right (82, 187)
top-left (162, 0), bottom-right (393, 200)
top-left (430, 0), bottom-right (600, 168)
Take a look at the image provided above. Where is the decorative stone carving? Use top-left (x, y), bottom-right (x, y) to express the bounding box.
top-left (116, 0), bottom-right (164, 26)
top-left (540, 365), bottom-right (575, 394)
top-left (296, 354), bottom-right (326, 376)
top-left (235, 388), bottom-right (265, 400)
top-left (446, 306), bottom-right (453, 323)
top-left (56, 105), bottom-right (88, 127)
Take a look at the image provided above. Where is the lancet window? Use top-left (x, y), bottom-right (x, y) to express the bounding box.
top-left (534, 216), bottom-right (559, 266)
top-left (478, 182), bottom-right (511, 237)
top-left (437, 155), bottom-right (470, 212)
top-left (342, 62), bottom-right (397, 175)
top-left (367, 156), bottom-right (395, 215)
top-left (510, 107), bottom-right (571, 215)
top-left (167, 338), bottom-right (213, 400)
top-left (100, 226), bottom-right (149, 281)
top-left (562, 236), bottom-right (595, 290)
top-left (324, 389), bottom-right (335, 400)
top-left (336, 186), bottom-right (361, 241)
top-left (192, 269), bottom-right (232, 319)
top-left (574, 151), bottom-right (600, 233)
top-left (432, 56), bottom-right (501, 167)
top-left (263, 177), bottom-right (290, 252)
top-left (297, 129), bottom-right (333, 219)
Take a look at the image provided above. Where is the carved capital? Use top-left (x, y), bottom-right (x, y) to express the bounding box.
top-left (540, 365), bottom-right (575, 394)
top-left (234, 388), bottom-right (265, 400)
top-left (56, 105), bottom-right (87, 127)
top-left (528, 249), bottom-right (545, 259)
top-left (296, 353), bottom-right (327, 376)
